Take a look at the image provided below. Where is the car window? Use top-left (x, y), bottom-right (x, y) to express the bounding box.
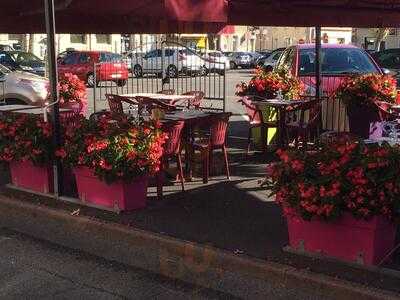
top-left (165, 49), bottom-right (175, 57)
top-left (375, 51), bottom-right (400, 69)
top-left (0, 53), bottom-right (14, 64)
top-left (78, 53), bottom-right (91, 64)
top-left (63, 53), bottom-right (78, 65)
top-left (298, 48), bottom-right (379, 75)
top-left (272, 51), bottom-right (283, 60)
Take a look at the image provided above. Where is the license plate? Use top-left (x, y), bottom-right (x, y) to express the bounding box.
top-left (111, 74), bottom-right (122, 78)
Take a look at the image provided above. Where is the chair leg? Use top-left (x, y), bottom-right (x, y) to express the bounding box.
top-left (223, 145), bottom-right (230, 180)
top-left (176, 153), bottom-right (185, 192)
top-left (247, 127), bottom-right (252, 155)
top-left (202, 149), bottom-right (209, 184)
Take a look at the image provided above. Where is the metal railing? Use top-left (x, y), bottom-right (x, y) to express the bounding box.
top-left (91, 37), bottom-right (226, 114)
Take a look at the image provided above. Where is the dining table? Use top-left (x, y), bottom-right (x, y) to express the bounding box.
top-left (120, 93), bottom-right (195, 106)
top-left (252, 98), bottom-right (310, 148)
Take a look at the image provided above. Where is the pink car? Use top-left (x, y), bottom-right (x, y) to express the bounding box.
top-left (275, 43), bottom-right (384, 96)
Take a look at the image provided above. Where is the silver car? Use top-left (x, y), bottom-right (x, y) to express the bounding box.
top-left (0, 64), bottom-right (48, 106)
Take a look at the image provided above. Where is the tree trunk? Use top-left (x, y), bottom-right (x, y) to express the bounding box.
top-left (374, 28), bottom-right (390, 51)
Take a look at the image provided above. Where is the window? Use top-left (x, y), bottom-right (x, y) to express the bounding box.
top-left (375, 51), bottom-right (400, 69)
top-left (70, 34), bottom-right (86, 44)
top-left (78, 53), bottom-right (91, 64)
top-left (63, 53), bottom-right (78, 65)
top-left (298, 48), bottom-right (379, 76)
top-left (96, 34), bottom-right (111, 44)
top-left (144, 50), bottom-right (158, 59)
top-left (99, 52), bottom-right (122, 62)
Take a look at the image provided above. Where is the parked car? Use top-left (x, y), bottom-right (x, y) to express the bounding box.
top-left (57, 51), bottom-right (129, 87)
top-left (371, 48), bottom-right (400, 84)
top-left (0, 51), bottom-right (45, 77)
top-left (122, 51), bottom-right (145, 72)
top-left (202, 50), bottom-right (230, 75)
top-left (275, 44), bottom-right (383, 95)
top-left (228, 52), bottom-right (254, 69)
top-left (0, 63), bottom-right (48, 105)
top-left (262, 48), bottom-right (285, 69)
top-left (132, 47), bottom-right (204, 78)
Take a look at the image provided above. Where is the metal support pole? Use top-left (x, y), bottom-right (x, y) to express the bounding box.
top-left (44, 0), bottom-right (63, 197)
top-left (315, 26), bottom-right (322, 102)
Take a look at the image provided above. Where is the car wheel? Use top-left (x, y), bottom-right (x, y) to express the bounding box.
top-left (116, 79), bottom-right (127, 87)
top-left (86, 73), bottom-right (97, 88)
top-left (133, 64), bottom-right (143, 78)
top-left (200, 66), bottom-right (208, 76)
top-left (229, 61), bottom-right (237, 69)
top-left (167, 65), bottom-right (178, 78)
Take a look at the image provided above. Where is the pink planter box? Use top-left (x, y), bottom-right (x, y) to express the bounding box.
top-left (286, 213), bottom-right (397, 266)
top-left (73, 167), bottom-right (148, 211)
top-left (9, 161), bottom-right (53, 194)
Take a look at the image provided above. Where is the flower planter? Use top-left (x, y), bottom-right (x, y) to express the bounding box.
top-left (286, 213), bottom-right (397, 266)
top-left (73, 167), bottom-right (148, 211)
top-left (347, 105), bottom-right (381, 139)
top-left (9, 161), bottom-right (53, 194)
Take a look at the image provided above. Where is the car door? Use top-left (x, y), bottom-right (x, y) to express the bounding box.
top-left (75, 53), bottom-right (92, 81)
top-left (58, 52), bottom-right (78, 76)
top-left (142, 50), bottom-right (157, 73)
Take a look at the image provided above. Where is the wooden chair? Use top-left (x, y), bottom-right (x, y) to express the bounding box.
top-left (190, 113), bottom-right (231, 184)
top-left (157, 89), bottom-right (175, 95)
top-left (157, 121), bottom-right (185, 199)
top-left (286, 99), bottom-right (321, 150)
top-left (105, 94), bottom-right (138, 115)
top-left (238, 96), bottom-right (277, 154)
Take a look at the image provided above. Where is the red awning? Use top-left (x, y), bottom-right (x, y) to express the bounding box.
top-left (0, 0), bottom-right (227, 33)
top-left (228, 0), bottom-right (400, 28)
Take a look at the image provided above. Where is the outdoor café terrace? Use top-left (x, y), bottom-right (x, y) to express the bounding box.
top-left (1, 1), bottom-right (400, 298)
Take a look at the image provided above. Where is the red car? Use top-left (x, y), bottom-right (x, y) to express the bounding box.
top-left (275, 44), bottom-right (384, 96)
top-left (58, 51), bottom-right (128, 87)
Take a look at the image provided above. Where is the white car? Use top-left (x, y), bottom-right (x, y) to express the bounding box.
top-left (202, 51), bottom-right (230, 75)
top-left (0, 63), bottom-right (48, 105)
top-left (131, 48), bottom-right (204, 78)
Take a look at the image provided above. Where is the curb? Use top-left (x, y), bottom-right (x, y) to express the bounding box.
top-left (0, 194), bottom-right (398, 300)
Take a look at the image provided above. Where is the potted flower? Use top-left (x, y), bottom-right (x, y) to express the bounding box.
top-left (236, 68), bottom-right (304, 100)
top-left (57, 115), bottom-right (167, 211)
top-left (0, 113), bottom-right (53, 193)
top-left (57, 73), bottom-right (87, 115)
top-left (335, 74), bottom-right (397, 138)
top-left (265, 142), bottom-right (400, 265)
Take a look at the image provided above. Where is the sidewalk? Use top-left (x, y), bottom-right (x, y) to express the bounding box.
top-left (0, 124), bottom-right (399, 299)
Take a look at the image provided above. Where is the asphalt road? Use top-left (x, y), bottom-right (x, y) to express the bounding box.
top-left (85, 69), bottom-right (254, 117)
top-left (0, 228), bottom-right (237, 300)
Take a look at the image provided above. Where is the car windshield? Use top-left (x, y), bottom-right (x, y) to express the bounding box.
top-left (9, 52), bottom-right (41, 63)
top-left (298, 48), bottom-right (378, 76)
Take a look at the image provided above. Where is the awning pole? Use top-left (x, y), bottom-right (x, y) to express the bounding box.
top-left (44, 0), bottom-right (63, 197)
top-left (315, 26), bottom-right (322, 102)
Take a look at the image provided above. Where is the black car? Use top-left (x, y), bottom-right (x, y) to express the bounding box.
top-left (0, 51), bottom-right (45, 77)
top-left (371, 48), bottom-right (400, 85)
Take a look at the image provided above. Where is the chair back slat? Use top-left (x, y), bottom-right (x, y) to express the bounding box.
top-left (210, 113), bottom-right (231, 147)
top-left (163, 121), bottom-right (185, 156)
